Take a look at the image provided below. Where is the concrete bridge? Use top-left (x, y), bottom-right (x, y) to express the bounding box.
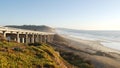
top-left (0, 26), bottom-right (55, 43)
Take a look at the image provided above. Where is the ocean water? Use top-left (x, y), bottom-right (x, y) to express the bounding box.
top-left (56, 28), bottom-right (120, 51)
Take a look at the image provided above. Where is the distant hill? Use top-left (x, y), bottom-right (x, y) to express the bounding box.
top-left (6, 25), bottom-right (55, 32)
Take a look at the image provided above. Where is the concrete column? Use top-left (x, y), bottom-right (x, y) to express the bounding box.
top-left (48, 35), bottom-right (51, 42)
top-left (28, 37), bottom-right (31, 43)
top-left (42, 35), bottom-right (46, 43)
top-left (41, 35), bottom-right (44, 43)
top-left (22, 37), bottom-right (24, 43)
top-left (36, 34), bottom-right (39, 43)
top-left (14, 38), bottom-right (16, 41)
top-left (49, 35), bottom-right (54, 42)
top-left (46, 35), bottom-right (48, 42)
top-left (19, 37), bottom-right (22, 43)
top-left (46, 35), bottom-right (49, 43)
top-left (17, 32), bottom-right (20, 43)
top-left (2, 31), bottom-right (6, 38)
top-left (48, 35), bottom-right (50, 42)
top-left (50, 35), bottom-right (52, 42)
top-left (39, 35), bottom-right (42, 43)
top-left (51, 35), bottom-right (54, 42)
top-left (25, 33), bottom-right (28, 44)
top-left (45, 35), bottom-right (47, 43)
top-left (32, 34), bottom-right (34, 43)
top-left (34, 34), bottom-right (38, 43)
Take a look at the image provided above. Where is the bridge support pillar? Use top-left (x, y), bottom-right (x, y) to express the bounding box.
top-left (42, 35), bottom-right (46, 43)
top-left (17, 32), bottom-right (20, 43)
top-left (22, 37), bottom-right (25, 43)
top-left (2, 31), bottom-right (6, 38)
top-left (36, 34), bottom-right (39, 43)
top-left (28, 37), bottom-right (31, 43)
top-left (32, 34), bottom-right (34, 43)
top-left (46, 35), bottom-right (50, 43)
top-left (51, 35), bottom-right (54, 42)
top-left (48, 35), bottom-right (51, 42)
top-left (45, 35), bottom-right (47, 43)
top-left (49, 35), bottom-right (54, 43)
top-left (39, 35), bottom-right (42, 43)
top-left (34, 34), bottom-right (38, 43)
top-left (25, 33), bottom-right (28, 44)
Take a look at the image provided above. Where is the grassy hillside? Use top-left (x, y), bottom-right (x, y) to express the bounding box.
top-left (0, 37), bottom-right (72, 68)
top-left (0, 34), bottom-right (94, 68)
top-left (0, 41), bottom-right (70, 68)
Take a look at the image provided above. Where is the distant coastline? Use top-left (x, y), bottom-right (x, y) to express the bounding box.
top-left (56, 28), bottom-right (120, 51)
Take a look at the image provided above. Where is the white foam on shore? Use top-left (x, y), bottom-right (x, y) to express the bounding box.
top-left (56, 29), bottom-right (120, 51)
top-left (71, 35), bottom-right (120, 51)
top-left (60, 34), bottom-right (120, 54)
top-left (101, 42), bottom-right (120, 51)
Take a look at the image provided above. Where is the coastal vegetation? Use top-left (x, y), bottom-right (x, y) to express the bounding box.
top-left (0, 27), bottom-right (98, 68)
top-left (0, 34), bottom-right (70, 68)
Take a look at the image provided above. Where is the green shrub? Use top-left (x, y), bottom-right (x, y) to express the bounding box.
top-left (13, 47), bottom-right (23, 52)
top-left (44, 64), bottom-right (55, 68)
top-left (28, 43), bottom-right (42, 46)
top-left (60, 52), bottom-right (94, 68)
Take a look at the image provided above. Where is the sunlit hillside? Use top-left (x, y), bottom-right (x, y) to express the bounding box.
top-left (0, 34), bottom-right (71, 68)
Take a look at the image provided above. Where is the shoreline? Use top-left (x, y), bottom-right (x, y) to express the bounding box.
top-left (101, 42), bottom-right (120, 51)
top-left (52, 34), bottom-right (120, 68)
top-left (56, 30), bottom-right (120, 51)
top-left (59, 34), bottom-right (120, 54)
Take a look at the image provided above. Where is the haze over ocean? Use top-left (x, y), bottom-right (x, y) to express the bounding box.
top-left (57, 28), bottom-right (120, 51)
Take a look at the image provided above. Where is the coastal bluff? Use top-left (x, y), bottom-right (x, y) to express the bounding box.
top-left (0, 34), bottom-right (73, 68)
top-left (2, 25), bottom-right (120, 68)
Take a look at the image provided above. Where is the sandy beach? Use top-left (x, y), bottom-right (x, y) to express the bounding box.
top-left (52, 34), bottom-right (120, 68)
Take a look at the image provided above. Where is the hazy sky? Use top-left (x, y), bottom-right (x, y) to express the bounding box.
top-left (0, 0), bottom-right (120, 30)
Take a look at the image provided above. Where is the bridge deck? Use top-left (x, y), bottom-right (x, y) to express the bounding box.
top-left (0, 26), bottom-right (55, 35)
